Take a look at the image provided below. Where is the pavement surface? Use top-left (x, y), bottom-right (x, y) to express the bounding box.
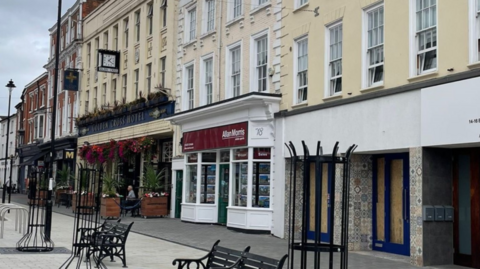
top-left (0, 193), bottom-right (471, 269)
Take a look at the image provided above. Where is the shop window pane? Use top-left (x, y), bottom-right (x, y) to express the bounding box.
top-left (233, 162), bottom-right (247, 207)
top-left (186, 165), bottom-right (197, 203)
top-left (202, 152), bottom-right (217, 163)
top-left (252, 162), bottom-right (270, 208)
top-left (233, 148), bottom-right (248, 160)
top-left (187, 153), bottom-right (198, 163)
top-left (253, 148), bottom-right (271, 159)
top-left (201, 165), bottom-right (216, 204)
top-left (220, 150), bottom-right (230, 162)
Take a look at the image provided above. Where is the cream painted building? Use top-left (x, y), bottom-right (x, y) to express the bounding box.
top-left (78, 0), bottom-right (178, 204)
top-left (274, 0), bottom-right (480, 267)
top-left (166, 0), bottom-right (283, 232)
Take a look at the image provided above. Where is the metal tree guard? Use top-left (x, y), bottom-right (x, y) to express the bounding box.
top-left (285, 141), bottom-right (356, 269)
top-left (60, 164), bottom-right (103, 269)
top-left (16, 167), bottom-right (54, 252)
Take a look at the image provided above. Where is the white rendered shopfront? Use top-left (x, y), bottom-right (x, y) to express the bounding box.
top-left (167, 93), bottom-right (281, 232)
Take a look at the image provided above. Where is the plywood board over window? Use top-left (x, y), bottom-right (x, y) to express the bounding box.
top-left (309, 163), bottom-right (316, 231)
top-left (321, 163), bottom-right (328, 233)
top-left (377, 157), bottom-right (385, 241)
top-left (390, 159), bottom-right (404, 245)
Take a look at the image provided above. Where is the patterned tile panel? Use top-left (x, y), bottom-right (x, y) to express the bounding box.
top-left (409, 147), bottom-right (423, 266)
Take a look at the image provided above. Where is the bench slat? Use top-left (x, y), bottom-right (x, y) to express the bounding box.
top-left (243, 253), bottom-right (280, 265)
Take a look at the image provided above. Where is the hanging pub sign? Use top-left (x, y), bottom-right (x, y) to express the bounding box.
top-left (182, 122), bottom-right (248, 152)
top-left (64, 70), bottom-right (79, 91)
top-left (97, 49), bottom-right (120, 74)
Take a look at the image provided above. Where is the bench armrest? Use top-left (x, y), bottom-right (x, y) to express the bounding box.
top-left (172, 256), bottom-right (209, 269)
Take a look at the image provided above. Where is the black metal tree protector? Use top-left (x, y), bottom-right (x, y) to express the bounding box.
top-left (60, 164), bottom-right (103, 269)
top-left (285, 141), bottom-right (356, 269)
top-left (16, 166), bottom-right (54, 251)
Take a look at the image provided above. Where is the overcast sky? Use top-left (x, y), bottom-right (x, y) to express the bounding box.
top-left (0, 0), bottom-right (76, 116)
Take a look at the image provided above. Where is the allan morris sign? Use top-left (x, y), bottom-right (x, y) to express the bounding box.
top-left (183, 122), bottom-right (248, 152)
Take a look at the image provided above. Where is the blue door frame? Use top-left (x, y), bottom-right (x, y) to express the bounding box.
top-left (307, 163), bottom-right (332, 242)
top-left (372, 153), bottom-right (410, 256)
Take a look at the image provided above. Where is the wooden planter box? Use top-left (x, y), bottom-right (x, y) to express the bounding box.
top-left (55, 189), bottom-right (69, 204)
top-left (72, 194), bottom-right (95, 214)
top-left (100, 197), bottom-right (121, 219)
top-left (141, 196), bottom-right (168, 218)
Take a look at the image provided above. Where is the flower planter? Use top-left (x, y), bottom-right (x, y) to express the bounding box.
top-left (55, 189), bottom-right (69, 204)
top-left (141, 196), bottom-right (168, 218)
top-left (72, 194), bottom-right (95, 214)
top-left (100, 197), bottom-right (121, 219)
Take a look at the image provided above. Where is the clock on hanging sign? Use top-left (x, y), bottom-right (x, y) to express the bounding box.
top-left (97, 49), bottom-right (120, 74)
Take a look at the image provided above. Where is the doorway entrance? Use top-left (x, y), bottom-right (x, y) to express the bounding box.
top-left (218, 164), bottom-right (229, 224)
top-left (307, 163), bottom-right (332, 242)
top-left (373, 153), bottom-right (410, 256)
top-left (453, 149), bottom-right (480, 268)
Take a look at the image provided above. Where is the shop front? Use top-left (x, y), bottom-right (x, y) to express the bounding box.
top-left (167, 93), bottom-right (281, 232)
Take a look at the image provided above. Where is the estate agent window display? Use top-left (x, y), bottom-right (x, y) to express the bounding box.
top-left (184, 148), bottom-right (271, 209)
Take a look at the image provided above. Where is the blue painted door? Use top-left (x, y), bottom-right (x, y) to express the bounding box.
top-left (307, 163), bottom-right (332, 242)
top-left (373, 154), bottom-right (410, 256)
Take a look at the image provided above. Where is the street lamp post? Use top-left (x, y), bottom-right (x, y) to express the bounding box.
top-left (2, 79), bottom-right (15, 204)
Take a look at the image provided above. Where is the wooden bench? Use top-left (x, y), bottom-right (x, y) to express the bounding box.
top-left (88, 222), bottom-right (134, 268)
top-left (231, 252), bottom-right (288, 269)
top-left (172, 240), bottom-right (250, 269)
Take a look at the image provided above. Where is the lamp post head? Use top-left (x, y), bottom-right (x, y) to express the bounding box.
top-left (6, 79), bottom-right (15, 92)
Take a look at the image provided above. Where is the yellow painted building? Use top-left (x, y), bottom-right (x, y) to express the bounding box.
top-left (78, 0), bottom-right (178, 205)
top-left (275, 0), bottom-right (480, 267)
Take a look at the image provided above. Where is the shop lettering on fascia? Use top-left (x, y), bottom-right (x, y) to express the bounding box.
top-left (180, 122), bottom-right (275, 232)
top-left (78, 102), bottom-right (174, 137)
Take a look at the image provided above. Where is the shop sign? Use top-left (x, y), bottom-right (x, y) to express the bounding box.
top-left (79, 102), bottom-right (175, 137)
top-left (187, 153), bottom-right (198, 163)
top-left (234, 149), bottom-right (248, 160)
top-left (254, 148), bottom-right (271, 159)
top-left (64, 149), bottom-right (75, 160)
top-left (183, 122), bottom-right (248, 152)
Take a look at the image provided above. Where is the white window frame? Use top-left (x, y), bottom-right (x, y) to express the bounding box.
top-left (122, 74), bottom-right (127, 100)
top-left (228, 0), bottom-right (243, 21)
top-left (112, 78), bottom-right (117, 102)
top-left (40, 87), bottom-right (45, 107)
top-left (250, 29), bottom-right (269, 93)
top-left (102, 83), bottom-right (107, 106)
top-left (252, 0), bottom-right (269, 10)
top-left (202, 0), bottom-right (216, 34)
top-left (295, 0), bottom-right (308, 9)
top-left (147, 2), bottom-right (154, 36)
top-left (362, 3), bottom-right (385, 89)
top-left (409, 0), bottom-right (438, 77)
top-left (200, 54), bottom-right (214, 106)
top-left (124, 18), bottom-right (129, 48)
top-left (183, 61), bottom-right (195, 111)
top-left (134, 69), bottom-right (139, 98)
top-left (468, 0), bottom-right (480, 63)
top-left (324, 21), bottom-right (343, 97)
top-left (103, 31), bottom-right (108, 49)
top-left (135, 11), bottom-right (141, 42)
top-left (185, 6), bottom-right (197, 43)
top-left (113, 25), bottom-right (119, 51)
top-left (160, 56), bottom-right (166, 88)
top-left (293, 36), bottom-right (308, 104)
top-left (225, 41), bottom-right (242, 98)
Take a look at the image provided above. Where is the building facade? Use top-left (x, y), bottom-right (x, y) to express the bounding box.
top-left (274, 0), bottom-right (480, 267)
top-left (78, 0), bottom-right (178, 197)
top-left (167, 0), bottom-right (283, 231)
top-left (0, 114), bottom-right (18, 192)
top-left (16, 73), bottom-right (48, 193)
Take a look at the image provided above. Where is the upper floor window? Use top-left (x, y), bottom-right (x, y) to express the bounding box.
top-left (229, 45), bottom-right (241, 97)
top-left (204, 0), bottom-right (215, 33)
top-left (414, 0), bottom-right (437, 74)
top-left (94, 38), bottom-right (99, 67)
top-left (161, 0), bottom-right (168, 28)
top-left (112, 78), bottom-right (117, 103)
top-left (135, 11), bottom-right (141, 42)
top-left (232, 0), bottom-right (243, 20)
top-left (477, 0), bottom-right (480, 61)
top-left (202, 56), bottom-right (213, 105)
top-left (186, 8), bottom-right (197, 42)
top-left (253, 33), bottom-right (268, 92)
top-left (113, 25), bottom-right (119, 50)
top-left (124, 18), bottom-right (129, 48)
top-left (295, 37), bottom-right (308, 104)
top-left (185, 64), bottom-right (195, 110)
top-left (160, 57), bottom-right (166, 88)
top-left (146, 63), bottom-right (152, 94)
top-left (87, 43), bottom-right (91, 67)
top-left (103, 31), bottom-right (109, 49)
top-left (102, 83), bottom-right (107, 107)
top-left (147, 2), bottom-right (154, 36)
top-left (134, 69), bottom-right (139, 98)
top-left (93, 87), bottom-right (98, 109)
top-left (85, 90), bottom-right (90, 114)
top-left (365, 4), bottom-right (384, 87)
top-left (296, 0), bottom-right (308, 8)
top-left (470, 0), bottom-right (480, 62)
top-left (40, 88), bottom-right (45, 107)
top-left (327, 22), bottom-right (343, 96)
top-left (122, 74), bottom-right (128, 99)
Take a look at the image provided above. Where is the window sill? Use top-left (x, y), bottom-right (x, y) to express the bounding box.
top-left (183, 39), bottom-right (197, 48)
top-left (226, 16), bottom-right (244, 28)
top-left (200, 30), bottom-right (216, 40)
top-left (467, 61), bottom-right (480, 69)
top-left (407, 70), bottom-right (438, 82)
top-left (323, 94), bottom-right (342, 102)
top-left (291, 102), bottom-right (308, 109)
top-left (360, 84), bottom-right (384, 94)
top-left (250, 2), bottom-right (271, 16)
top-left (293, 2), bottom-right (309, 13)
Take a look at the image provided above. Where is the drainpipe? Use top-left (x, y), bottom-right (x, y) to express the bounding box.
top-left (217, 0), bottom-right (223, 102)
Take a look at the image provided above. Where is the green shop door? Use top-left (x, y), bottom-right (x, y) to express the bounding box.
top-left (218, 164), bottom-right (229, 225)
top-left (175, 171), bottom-right (183, 219)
